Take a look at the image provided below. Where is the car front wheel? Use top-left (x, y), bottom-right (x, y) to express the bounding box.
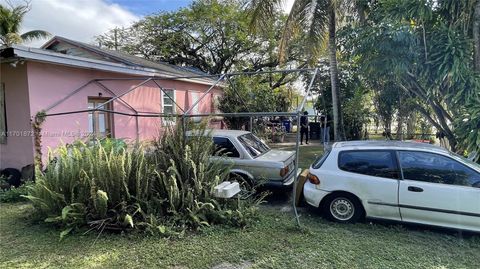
top-left (323, 193), bottom-right (364, 223)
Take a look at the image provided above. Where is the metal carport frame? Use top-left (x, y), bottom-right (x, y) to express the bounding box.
top-left (41, 67), bottom-right (323, 227)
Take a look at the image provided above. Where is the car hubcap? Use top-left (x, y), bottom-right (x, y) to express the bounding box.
top-left (330, 198), bottom-right (354, 221)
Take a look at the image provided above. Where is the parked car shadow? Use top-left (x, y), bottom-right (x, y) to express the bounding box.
top-left (263, 188), bottom-right (291, 206)
top-left (301, 203), bottom-right (480, 239)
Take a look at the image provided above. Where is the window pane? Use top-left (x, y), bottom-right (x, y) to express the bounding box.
top-left (97, 102), bottom-right (106, 110)
top-left (338, 151), bottom-right (398, 179)
top-left (88, 113), bottom-right (94, 133)
top-left (238, 133), bottom-right (270, 158)
top-left (213, 137), bottom-right (240, 158)
top-left (88, 98), bottom-right (113, 137)
top-left (399, 151), bottom-right (480, 187)
top-left (163, 105), bottom-right (174, 114)
top-left (98, 113), bottom-right (106, 133)
top-left (163, 90), bottom-right (174, 105)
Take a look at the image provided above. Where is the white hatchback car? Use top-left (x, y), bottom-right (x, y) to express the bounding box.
top-left (304, 141), bottom-right (480, 232)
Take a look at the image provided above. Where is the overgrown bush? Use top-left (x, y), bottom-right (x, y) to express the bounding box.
top-left (0, 182), bottom-right (31, 203)
top-left (25, 125), bottom-right (264, 239)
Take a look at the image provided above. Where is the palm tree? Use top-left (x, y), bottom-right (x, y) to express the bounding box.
top-left (0, 2), bottom-right (50, 47)
top-left (249, 0), bottom-right (366, 141)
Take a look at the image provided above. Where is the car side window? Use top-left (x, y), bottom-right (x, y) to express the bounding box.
top-left (398, 151), bottom-right (480, 188)
top-left (338, 151), bottom-right (399, 179)
top-left (212, 137), bottom-right (240, 158)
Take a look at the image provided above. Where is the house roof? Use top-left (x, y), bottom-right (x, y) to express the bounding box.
top-left (0, 36), bottom-right (222, 86)
top-left (42, 36), bottom-right (214, 80)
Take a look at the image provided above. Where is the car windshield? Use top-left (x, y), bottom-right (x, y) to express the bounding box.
top-left (238, 133), bottom-right (270, 158)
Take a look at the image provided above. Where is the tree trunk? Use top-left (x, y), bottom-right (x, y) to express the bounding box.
top-left (474, 0), bottom-right (480, 71)
top-left (328, 6), bottom-right (345, 141)
top-left (383, 119), bottom-right (392, 139)
top-left (406, 111), bottom-right (416, 139)
top-left (395, 96), bottom-right (404, 140)
top-left (396, 113), bottom-right (404, 140)
top-left (355, 1), bottom-right (366, 25)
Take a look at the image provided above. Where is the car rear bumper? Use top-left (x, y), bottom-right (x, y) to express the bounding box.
top-left (264, 168), bottom-right (302, 190)
top-left (303, 181), bottom-right (330, 207)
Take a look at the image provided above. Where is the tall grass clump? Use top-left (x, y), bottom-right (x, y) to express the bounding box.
top-left (25, 125), bottom-right (264, 239)
top-left (151, 124), bottom-right (265, 229)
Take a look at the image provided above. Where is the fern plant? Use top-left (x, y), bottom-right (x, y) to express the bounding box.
top-left (24, 124), bottom-right (265, 239)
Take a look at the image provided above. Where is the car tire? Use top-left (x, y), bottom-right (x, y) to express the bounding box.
top-left (323, 193), bottom-right (364, 223)
top-left (229, 172), bottom-right (254, 189)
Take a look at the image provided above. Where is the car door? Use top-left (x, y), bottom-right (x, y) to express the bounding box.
top-left (211, 136), bottom-right (259, 176)
top-left (398, 150), bottom-right (480, 231)
top-left (336, 150), bottom-right (402, 221)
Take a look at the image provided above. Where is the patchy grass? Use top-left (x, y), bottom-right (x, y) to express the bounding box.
top-left (1, 203), bottom-right (480, 269)
top-left (2, 146), bottom-right (479, 268)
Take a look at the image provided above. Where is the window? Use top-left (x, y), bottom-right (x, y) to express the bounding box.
top-left (0, 83), bottom-right (6, 144)
top-left (238, 133), bottom-right (270, 158)
top-left (338, 150), bottom-right (399, 179)
top-left (162, 89), bottom-right (176, 123)
top-left (88, 98), bottom-right (113, 138)
top-left (213, 94), bottom-right (221, 113)
top-left (190, 91), bottom-right (201, 122)
top-left (213, 137), bottom-right (240, 158)
top-left (399, 151), bottom-right (480, 188)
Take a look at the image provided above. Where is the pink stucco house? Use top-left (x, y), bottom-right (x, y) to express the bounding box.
top-left (0, 36), bottom-right (224, 171)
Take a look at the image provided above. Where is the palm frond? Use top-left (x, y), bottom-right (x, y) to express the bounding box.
top-left (247, 0), bottom-right (284, 33)
top-left (21, 30), bottom-right (51, 42)
top-left (0, 2), bottom-right (32, 45)
top-left (279, 0), bottom-right (329, 64)
top-left (304, 0), bottom-right (329, 62)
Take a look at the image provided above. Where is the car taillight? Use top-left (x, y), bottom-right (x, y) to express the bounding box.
top-left (280, 166), bottom-right (290, 177)
top-left (307, 173), bottom-right (320, 185)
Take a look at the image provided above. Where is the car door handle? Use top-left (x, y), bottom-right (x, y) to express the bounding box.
top-left (408, 186), bottom-right (424, 192)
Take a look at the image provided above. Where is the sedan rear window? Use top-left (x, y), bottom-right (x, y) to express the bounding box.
top-left (238, 133), bottom-right (270, 158)
top-left (338, 150), bottom-right (399, 179)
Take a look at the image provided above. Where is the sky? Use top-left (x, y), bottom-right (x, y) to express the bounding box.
top-left (1, 0), bottom-right (294, 48)
top-left (107, 0), bottom-right (193, 15)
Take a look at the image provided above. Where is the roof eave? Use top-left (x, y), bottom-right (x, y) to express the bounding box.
top-left (1, 46), bottom-right (223, 87)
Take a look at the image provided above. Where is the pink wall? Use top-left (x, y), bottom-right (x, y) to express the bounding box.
top-left (17, 61), bottom-right (222, 168)
top-left (0, 63), bottom-right (35, 169)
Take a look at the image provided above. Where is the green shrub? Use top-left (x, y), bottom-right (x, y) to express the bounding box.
top-left (0, 182), bottom-right (31, 203)
top-left (24, 124), bottom-right (264, 239)
top-left (151, 124), bottom-right (265, 230)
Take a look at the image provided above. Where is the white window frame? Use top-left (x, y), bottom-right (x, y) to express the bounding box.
top-left (190, 90), bottom-right (203, 123)
top-left (161, 88), bottom-right (176, 125)
top-left (88, 97), bottom-right (114, 138)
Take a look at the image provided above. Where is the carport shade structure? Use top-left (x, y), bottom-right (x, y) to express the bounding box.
top-left (41, 67), bottom-right (324, 227)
